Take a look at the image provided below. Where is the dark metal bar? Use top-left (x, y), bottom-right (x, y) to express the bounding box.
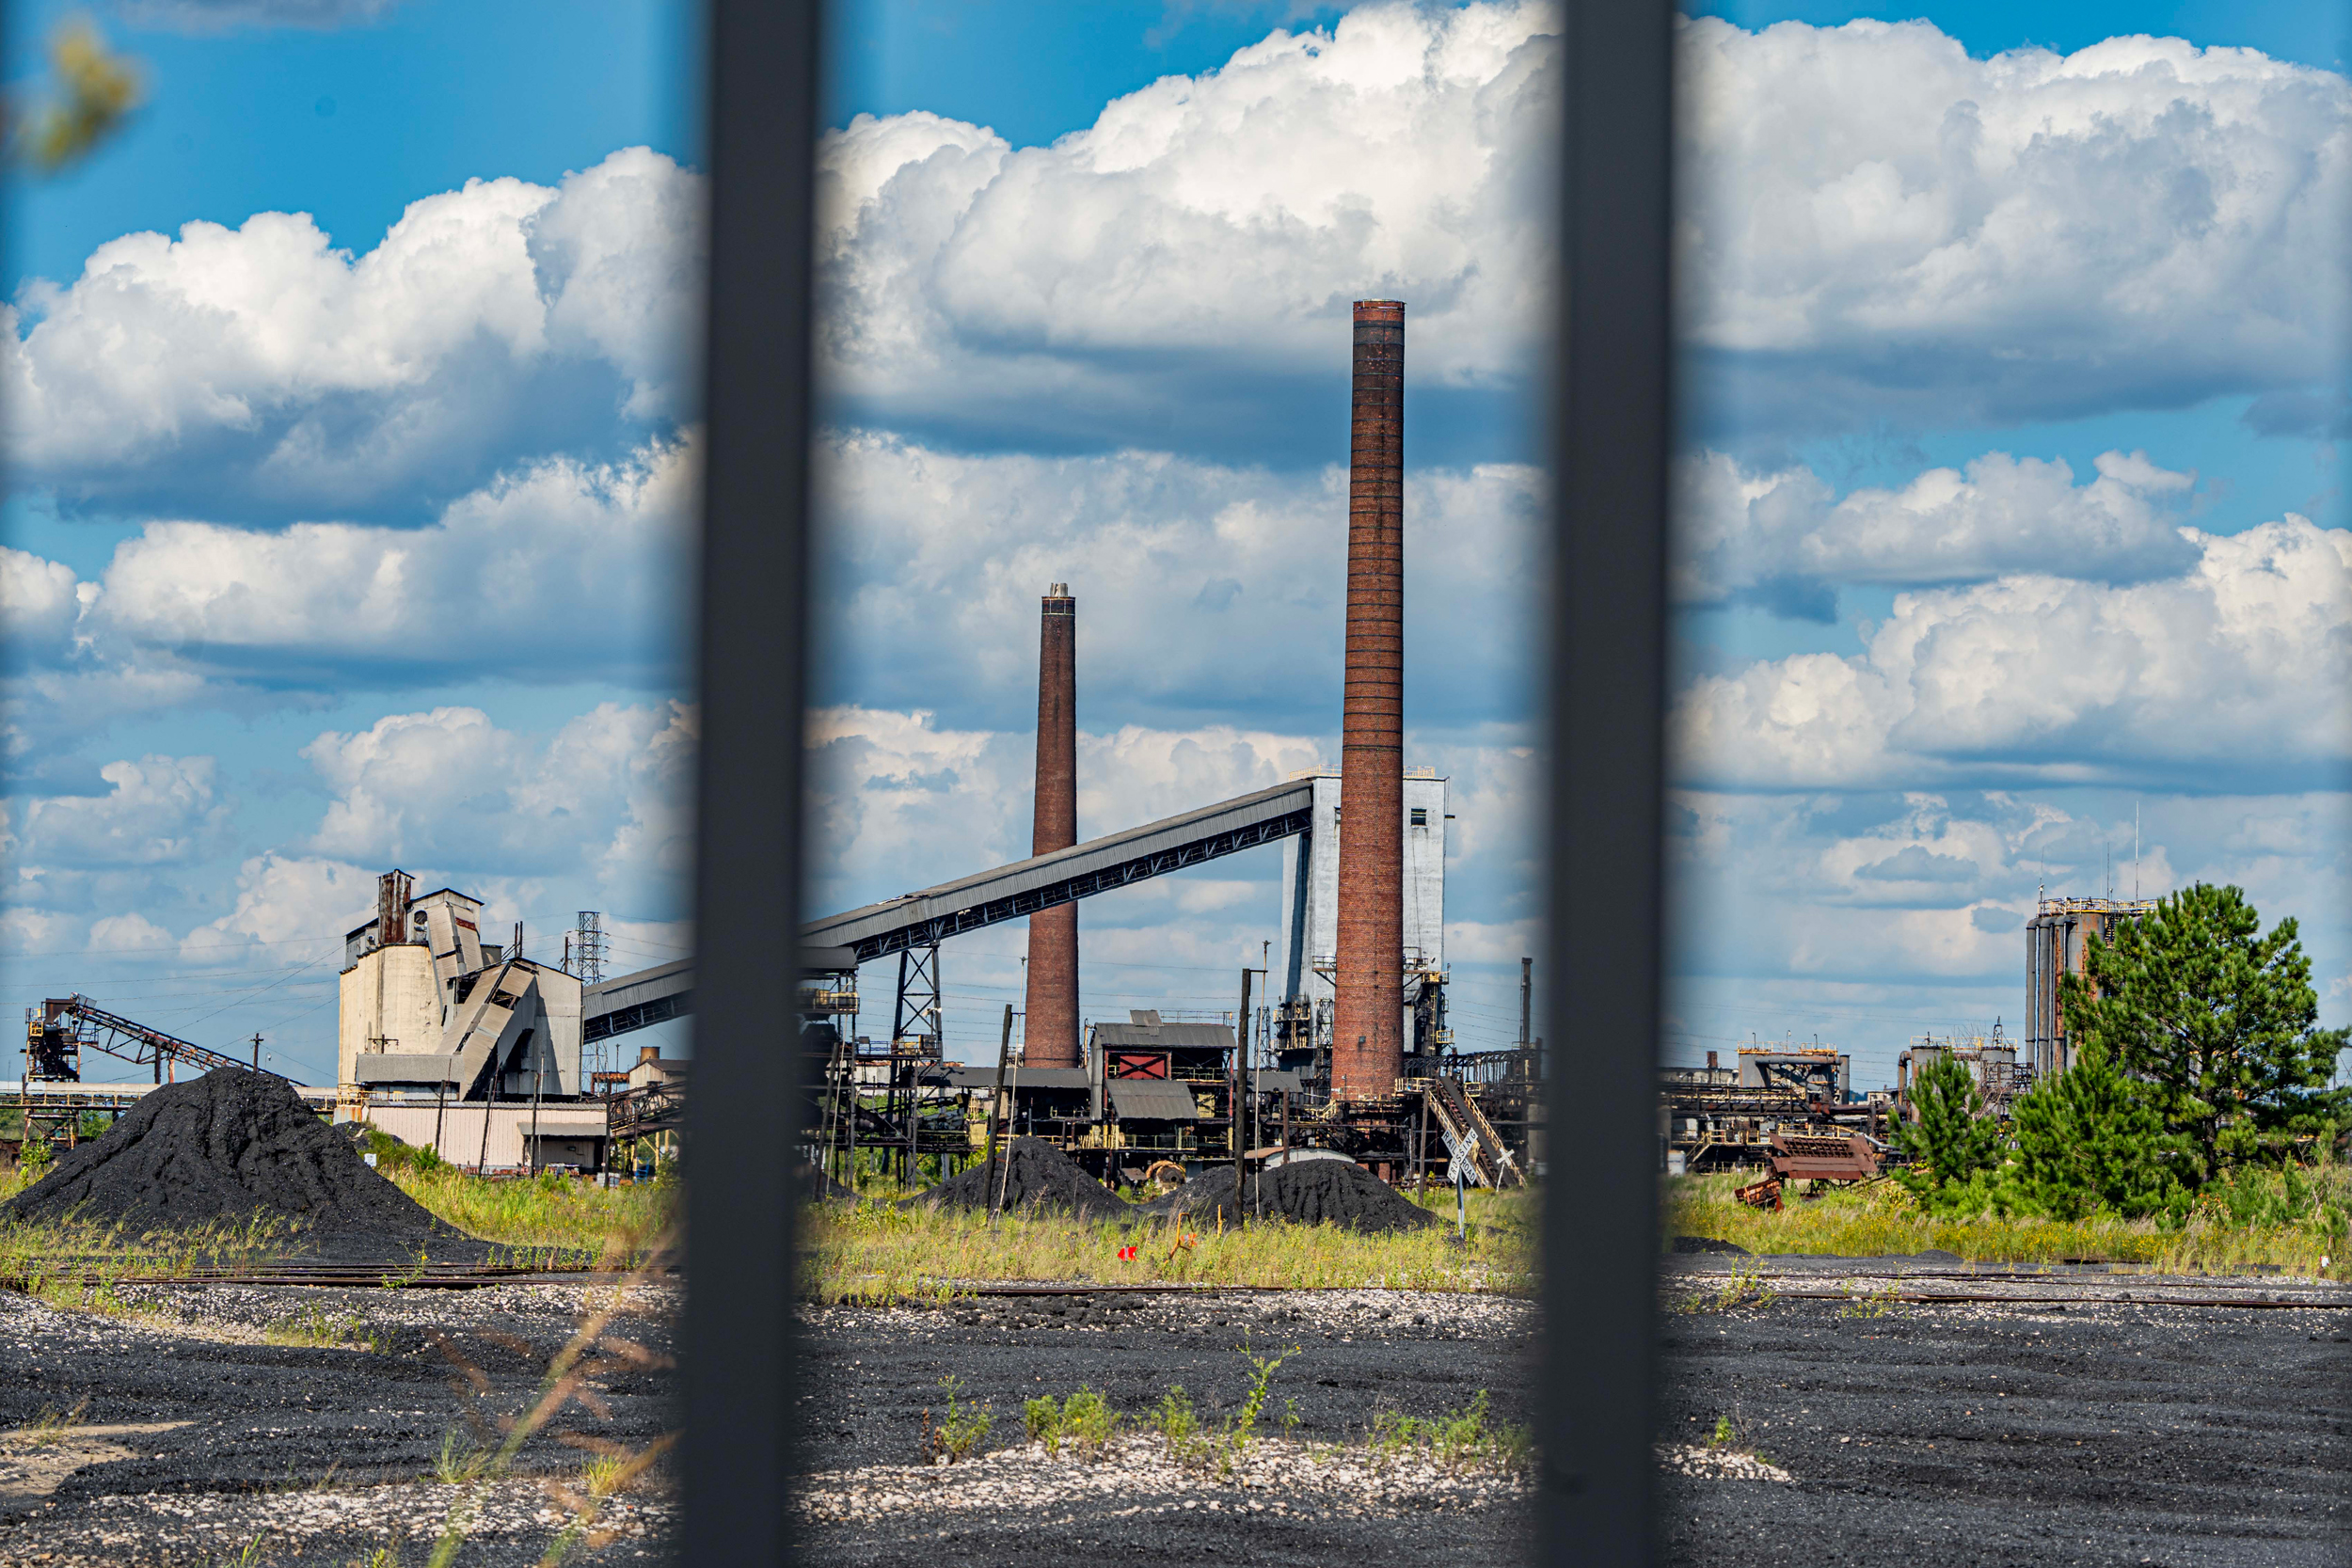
top-left (1541, 0), bottom-right (1673, 1563)
top-left (682, 0), bottom-right (818, 1561)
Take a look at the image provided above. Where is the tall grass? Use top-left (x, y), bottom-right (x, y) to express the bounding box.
top-left (1668, 1164), bottom-right (2351, 1278)
top-left (799, 1185), bottom-right (1535, 1301)
top-left (384, 1166), bottom-right (674, 1264)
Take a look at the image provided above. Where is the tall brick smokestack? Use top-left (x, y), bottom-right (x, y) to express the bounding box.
top-left (1332, 301), bottom-right (1405, 1101)
top-left (1024, 583), bottom-right (1080, 1068)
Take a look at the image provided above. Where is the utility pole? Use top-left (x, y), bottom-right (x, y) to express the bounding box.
top-left (1234, 966), bottom-right (1256, 1225)
top-left (1519, 956), bottom-right (1532, 1047)
top-left (983, 1006), bottom-right (1011, 1222)
top-left (529, 1040), bottom-right (546, 1177)
top-left (249, 1033), bottom-right (262, 1069)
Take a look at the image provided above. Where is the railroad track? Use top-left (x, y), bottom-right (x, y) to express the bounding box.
top-left (833, 1274), bottom-right (2350, 1310)
top-left (1736, 1286), bottom-right (2350, 1311)
top-left (0, 1261), bottom-right (668, 1291)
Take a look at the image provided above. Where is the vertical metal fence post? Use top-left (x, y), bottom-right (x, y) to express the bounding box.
top-left (1541, 2), bottom-right (1673, 1564)
top-left (683, 0), bottom-right (820, 1561)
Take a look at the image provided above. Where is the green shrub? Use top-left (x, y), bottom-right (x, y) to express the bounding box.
top-left (358, 1124), bottom-right (445, 1175)
top-left (1367, 1390), bottom-right (1531, 1472)
top-left (920, 1375), bottom-right (992, 1464)
top-left (1150, 1385), bottom-right (1200, 1458)
top-left (1892, 1056), bottom-right (2007, 1213)
top-left (2003, 1041), bottom-right (2179, 1221)
top-left (1024, 1386), bottom-right (1118, 1458)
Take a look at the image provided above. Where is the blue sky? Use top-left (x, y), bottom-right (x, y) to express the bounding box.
top-left (2, 0), bottom-right (2345, 1091)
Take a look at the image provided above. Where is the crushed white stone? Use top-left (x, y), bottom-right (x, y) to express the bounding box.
top-left (801, 1433), bottom-right (1528, 1528)
top-left (1656, 1443), bottom-right (1793, 1482)
top-left (0, 1478), bottom-right (669, 1564)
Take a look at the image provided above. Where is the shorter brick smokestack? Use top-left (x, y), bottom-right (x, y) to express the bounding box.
top-left (1024, 584), bottom-right (1080, 1068)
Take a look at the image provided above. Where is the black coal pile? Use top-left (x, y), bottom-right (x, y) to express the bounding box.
top-left (908, 1137), bottom-right (1126, 1222)
top-left (1141, 1158), bottom-right (1437, 1235)
top-left (0, 1067), bottom-right (487, 1262)
top-left (796, 1163), bottom-right (857, 1203)
top-left (1672, 1235), bottom-right (1750, 1256)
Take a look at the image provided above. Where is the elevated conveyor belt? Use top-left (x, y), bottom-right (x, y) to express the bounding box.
top-left (35, 995), bottom-right (289, 1081)
top-left (580, 781), bottom-right (1318, 1042)
top-left (583, 959), bottom-right (693, 1045)
top-left (801, 778), bottom-right (1316, 964)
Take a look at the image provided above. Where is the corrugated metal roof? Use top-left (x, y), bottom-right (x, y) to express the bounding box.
top-left (1095, 1022), bottom-right (1235, 1050)
top-left (1108, 1080), bottom-right (1201, 1121)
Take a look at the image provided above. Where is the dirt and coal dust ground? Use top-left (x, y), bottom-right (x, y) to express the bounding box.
top-left (0, 1264), bottom-right (2338, 1564)
top-left (803, 1270), bottom-right (2348, 1567)
top-left (0, 1278), bottom-right (675, 1566)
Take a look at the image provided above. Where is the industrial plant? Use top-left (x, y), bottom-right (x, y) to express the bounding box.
top-left (7, 302), bottom-right (2153, 1206)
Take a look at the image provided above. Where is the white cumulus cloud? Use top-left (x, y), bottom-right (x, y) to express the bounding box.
top-left (302, 701), bottom-right (696, 906)
top-left (816, 432), bottom-right (1540, 733)
top-left (1680, 19), bottom-right (2352, 433)
top-left (817, 1), bottom-right (1560, 459)
top-left (1675, 447), bottom-right (2204, 614)
top-left (87, 434), bottom-right (695, 681)
top-left (4, 147), bottom-right (702, 519)
top-left (1673, 515), bottom-right (2352, 789)
top-left (12, 754), bottom-right (228, 867)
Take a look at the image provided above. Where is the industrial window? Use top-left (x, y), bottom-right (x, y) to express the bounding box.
top-left (1410, 807), bottom-right (1427, 827)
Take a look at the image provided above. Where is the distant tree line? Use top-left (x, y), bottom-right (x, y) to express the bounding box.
top-left (1894, 884), bottom-right (2349, 1222)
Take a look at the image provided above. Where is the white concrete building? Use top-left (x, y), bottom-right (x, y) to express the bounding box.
top-left (337, 872), bottom-right (584, 1103)
top-left (1272, 769), bottom-right (1448, 1053)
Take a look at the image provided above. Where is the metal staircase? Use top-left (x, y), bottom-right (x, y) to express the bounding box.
top-left (1424, 1075), bottom-right (1522, 1189)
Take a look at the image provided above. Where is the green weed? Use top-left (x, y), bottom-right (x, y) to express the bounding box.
top-left (1667, 1161), bottom-right (2349, 1276)
top-left (801, 1185), bottom-right (1534, 1299)
top-left (1367, 1389), bottom-right (1532, 1473)
top-left (919, 1374), bottom-right (993, 1464)
top-left (15, 1397), bottom-right (88, 1445)
top-left (1838, 1284), bottom-right (1905, 1319)
top-left (1677, 1261), bottom-right (1773, 1314)
top-left (1149, 1384), bottom-right (1201, 1460)
top-left (433, 1427), bottom-right (491, 1485)
top-left (265, 1302), bottom-right (385, 1353)
top-left (1023, 1385), bottom-right (1118, 1458)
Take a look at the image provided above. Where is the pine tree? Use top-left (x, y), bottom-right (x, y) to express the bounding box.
top-left (2004, 1040), bottom-right (2176, 1220)
top-left (2064, 883), bottom-right (2349, 1189)
top-left (1892, 1053), bottom-right (2006, 1212)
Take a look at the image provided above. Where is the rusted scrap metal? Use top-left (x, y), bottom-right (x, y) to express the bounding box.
top-left (1767, 1132), bottom-right (1878, 1185)
top-left (1735, 1133), bottom-right (1875, 1212)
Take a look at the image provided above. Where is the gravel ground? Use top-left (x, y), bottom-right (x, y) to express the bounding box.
top-left (0, 1258), bottom-right (2338, 1565)
top-left (0, 1278), bottom-right (676, 1565)
top-left (1661, 1262), bottom-right (2352, 1567)
top-left (797, 1289), bottom-right (1534, 1566)
top-left (804, 1271), bottom-right (2350, 1566)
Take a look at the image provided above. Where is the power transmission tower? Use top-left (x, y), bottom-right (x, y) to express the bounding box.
top-left (574, 911), bottom-right (608, 1082)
